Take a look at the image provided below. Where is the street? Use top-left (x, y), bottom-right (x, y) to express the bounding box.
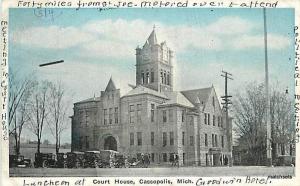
top-left (10, 166), bottom-right (294, 177)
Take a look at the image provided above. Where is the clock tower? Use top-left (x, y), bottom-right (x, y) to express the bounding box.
top-left (135, 27), bottom-right (174, 92)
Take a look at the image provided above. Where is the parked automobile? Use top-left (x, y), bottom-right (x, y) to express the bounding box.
top-left (34, 153), bottom-right (57, 168)
top-left (9, 154), bottom-right (32, 168)
top-left (114, 154), bottom-right (126, 168)
top-left (56, 153), bottom-right (68, 168)
top-left (84, 151), bottom-right (101, 168)
top-left (126, 156), bottom-right (141, 168)
top-left (66, 151), bottom-right (85, 168)
top-left (275, 155), bottom-right (295, 166)
top-left (100, 150), bottom-right (119, 168)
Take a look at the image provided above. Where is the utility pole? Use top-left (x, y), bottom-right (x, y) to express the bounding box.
top-left (263, 8), bottom-right (272, 167)
top-left (221, 70), bottom-right (233, 167)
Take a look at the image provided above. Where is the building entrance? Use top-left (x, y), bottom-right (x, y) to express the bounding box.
top-left (104, 136), bottom-right (117, 151)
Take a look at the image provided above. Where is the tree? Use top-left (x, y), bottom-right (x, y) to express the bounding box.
top-left (8, 70), bottom-right (35, 155)
top-left (270, 88), bottom-right (294, 156)
top-left (27, 80), bottom-right (51, 153)
top-left (233, 83), bottom-right (294, 165)
top-left (46, 81), bottom-right (69, 155)
top-left (9, 70), bottom-right (34, 132)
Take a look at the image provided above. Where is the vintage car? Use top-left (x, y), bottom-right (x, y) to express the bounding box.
top-left (126, 156), bottom-right (141, 168)
top-left (56, 153), bottom-right (68, 168)
top-left (34, 153), bottom-right (57, 168)
top-left (9, 154), bottom-right (32, 168)
top-left (84, 151), bottom-right (101, 168)
top-left (114, 154), bottom-right (126, 168)
top-left (275, 155), bottom-right (295, 166)
top-left (99, 150), bottom-right (119, 168)
top-left (66, 151), bottom-right (85, 168)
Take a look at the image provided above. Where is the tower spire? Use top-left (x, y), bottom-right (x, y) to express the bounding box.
top-left (146, 26), bottom-right (157, 45)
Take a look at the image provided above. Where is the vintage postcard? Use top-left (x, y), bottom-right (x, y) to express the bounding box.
top-left (1, 0), bottom-right (299, 185)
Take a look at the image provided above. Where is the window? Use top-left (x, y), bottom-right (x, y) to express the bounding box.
top-left (221, 136), bottom-right (224, 148)
top-left (212, 134), bottom-right (215, 147)
top-left (167, 73), bottom-right (170, 85)
top-left (208, 114), bottom-right (210, 125)
top-left (146, 71), bottom-right (150, 84)
top-left (103, 109), bottom-right (107, 125)
top-left (204, 113), bottom-right (207, 124)
top-left (85, 111), bottom-right (89, 126)
top-left (212, 97), bottom-right (215, 108)
top-left (182, 132), bottom-right (185, 145)
top-left (151, 104), bottom-right (155, 122)
top-left (169, 153), bottom-right (174, 162)
top-left (181, 110), bottom-right (185, 122)
top-left (169, 109), bottom-right (173, 122)
top-left (151, 132), bottom-right (154, 146)
top-left (160, 71), bottom-right (164, 83)
top-left (109, 108), bottom-right (113, 124)
top-left (170, 132), bottom-right (174, 146)
top-left (79, 137), bottom-right (83, 149)
top-left (130, 133), bottom-right (134, 146)
top-left (190, 136), bottom-right (194, 146)
top-left (205, 133), bottom-right (208, 146)
top-left (163, 132), bottom-right (167, 146)
top-left (163, 110), bottom-right (167, 123)
top-left (85, 136), bottom-right (89, 149)
top-left (190, 116), bottom-right (193, 125)
top-left (137, 132), bottom-right (142, 146)
top-left (213, 115), bottom-right (215, 126)
top-left (217, 116), bottom-right (220, 127)
top-left (163, 153), bottom-right (167, 162)
top-left (114, 107), bottom-right (118, 124)
top-left (79, 111), bottom-right (84, 127)
top-left (129, 105), bottom-right (135, 123)
top-left (164, 72), bottom-right (167, 84)
top-left (141, 72), bottom-right (145, 84)
top-left (215, 134), bottom-right (218, 147)
top-left (151, 71), bottom-right (154, 83)
top-left (221, 117), bottom-right (223, 127)
top-left (151, 153), bottom-right (155, 162)
top-left (137, 104), bottom-right (142, 122)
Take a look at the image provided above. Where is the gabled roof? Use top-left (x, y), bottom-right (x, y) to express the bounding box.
top-left (161, 91), bottom-right (194, 108)
top-left (105, 77), bottom-right (117, 92)
top-left (122, 85), bottom-right (167, 99)
top-left (181, 87), bottom-right (213, 106)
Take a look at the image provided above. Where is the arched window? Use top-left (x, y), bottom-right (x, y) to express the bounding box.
top-left (141, 71), bottom-right (145, 84)
top-left (146, 70), bottom-right (150, 84)
top-left (151, 70), bottom-right (154, 83)
top-left (167, 73), bottom-right (170, 85)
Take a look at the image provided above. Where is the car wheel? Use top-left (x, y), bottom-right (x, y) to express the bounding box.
top-left (42, 160), bottom-right (48, 168)
top-left (75, 162), bottom-right (80, 169)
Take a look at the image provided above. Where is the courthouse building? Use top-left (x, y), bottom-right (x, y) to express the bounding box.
top-left (71, 28), bottom-right (232, 166)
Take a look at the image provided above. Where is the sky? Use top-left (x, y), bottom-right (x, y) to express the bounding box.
top-left (9, 8), bottom-right (295, 143)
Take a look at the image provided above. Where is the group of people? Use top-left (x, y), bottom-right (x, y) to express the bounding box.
top-left (171, 153), bottom-right (179, 167)
top-left (140, 153), bottom-right (151, 168)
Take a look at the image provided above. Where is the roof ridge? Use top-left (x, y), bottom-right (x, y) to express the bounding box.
top-left (181, 86), bottom-right (212, 92)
